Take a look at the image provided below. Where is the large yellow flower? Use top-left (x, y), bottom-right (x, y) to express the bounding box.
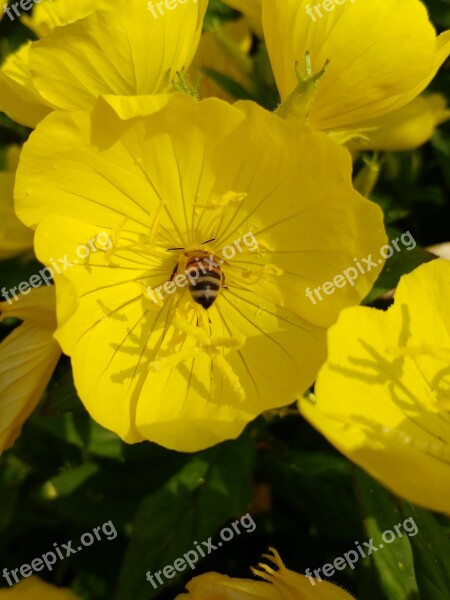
top-left (0, 576), bottom-right (79, 599)
top-left (300, 259), bottom-right (450, 515)
top-left (15, 95), bottom-right (386, 452)
top-left (0, 0), bottom-right (207, 127)
top-left (263, 0), bottom-right (450, 132)
top-left (0, 286), bottom-right (61, 454)
top-left (0, 146), bottom-right (33, 260)
top-left (176, 547), bottom-right (356, 599)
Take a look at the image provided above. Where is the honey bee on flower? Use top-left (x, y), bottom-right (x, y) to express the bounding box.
top-left (14, 94), bottom-right (387, 452)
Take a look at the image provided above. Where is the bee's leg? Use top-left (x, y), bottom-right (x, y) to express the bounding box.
top-left (221, 272), bottom-right (228, 290)
top-left (170, 264), bottom-right (178, 282)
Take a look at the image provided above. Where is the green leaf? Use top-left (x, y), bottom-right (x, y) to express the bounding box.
top-left (354, 469), bottom-right (418, 600)
top-left (400, 502), bottom-right (450, 600)
top-left (36, 463), bottom-right (99, 500)
top-left (39, 357), bottom-right (85, 415)
top-left (30, 412), bottom-right (123, 460)
top-left (263, 449), bottom-right (362, 541)
top-left (0, 455), bottom-right (29, 532)
top-left (116, 433), bottom-right (255, 600)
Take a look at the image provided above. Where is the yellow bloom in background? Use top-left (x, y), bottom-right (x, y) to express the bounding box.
top-left (0, 286), bottom-right (61, 454)
top-left (21, 0), bottom-right (111, 38)
top-left (0, 576), bottom-right (79, 598)
top-left (263, 0), bottom-right (450, 132)
top-left (176, 547), bottom-right (356, 599)
top-left (191, 19), bottom-right (253, 101)
top-left (15, 95), bottom-right (386, 452)
top-left (0, 0), bottom-right (207, 128)
top-left (300, 259), bottom-right (450, 516)
top-left (221, 0), bottom-right (262, 36)
top-left (349, 94), bottom-right (450, 153)
top-left (0, 146), bottom-right (33, 260)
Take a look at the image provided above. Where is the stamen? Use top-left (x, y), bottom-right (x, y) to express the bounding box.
top-left (196, 191), bottom-right (247, 210)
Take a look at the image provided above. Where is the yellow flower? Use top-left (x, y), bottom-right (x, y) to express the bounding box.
top-left (0, 576), bottom-right (79, 599)
top-left (349, 94), bottom-right (450, 152)
top-left (0, 286), bottom-right (61, 454)
top-left (191, 19), bottom-right (253, 101)
top-left (263, 0), bottom-right (450, 132)
top-left (0, 146), bottom-right (34, 260)
top-left (0, 0), bottom-right (207, 128)
top-left (176, 547), bottom-right (356, 599)
top-left (15, 95), bottom-right (386, 452)
top-left (21, 0), bottom-right (111, 38)
top-left (300, 259), bottom-right (450, 515)
top-left (221, 0), bottom-right (262, 36)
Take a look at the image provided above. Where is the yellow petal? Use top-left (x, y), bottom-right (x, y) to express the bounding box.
top-left (176, 548), bottom-right (356, 599)
top-left (0, 148), bottom-right (34, 259)
top-left (1, 0), bottom-right (206, 126)
top-left (0, 576), bottom-right (79, 599)
top-left (263, 0), bottom-right (448, 130)
top-left (21, 0), bottom-right (112, 38)
top-left (349, 94), bottom-right (450, 152)
top-left (0, 287), bottom-right (60, 453)
top-left (16, 96), bottom-right (386, 452)
top-left (29, 0), bottom-right (207, 111)
top-left (0, 43), bottom-right (53, 129)
top-left (300, 259), bottom-right (450, 515)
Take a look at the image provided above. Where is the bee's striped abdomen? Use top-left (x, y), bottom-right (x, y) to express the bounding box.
top-left (185, 255), bottom-right (223, 309)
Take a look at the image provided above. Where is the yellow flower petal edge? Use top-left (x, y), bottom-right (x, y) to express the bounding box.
top-left (0, 0), bottom-right (207, 127)
top-left (0, 43), bottom-right (53, 129)
top-left (300, 259), bottom-right (450, 515)
top-left (16, 96), bottom-right (386, 452)
top-left (176, 547), bottom-right (356, 599)
top-left (0, 576), bottom-right (79, 598)
top-left (348, 94), bottom-right (450, 153)
top-left (21, 0), bottom-right (112, 38)
top-left (263, 0), bottom-right (449, 130)
top-left (0, 146), bottom-right (34, 260)
top-left (0, 286), bottom-right (60, 454)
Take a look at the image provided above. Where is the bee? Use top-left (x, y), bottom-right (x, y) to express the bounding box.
top-left (169, 239), bottom-right (227, 310)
